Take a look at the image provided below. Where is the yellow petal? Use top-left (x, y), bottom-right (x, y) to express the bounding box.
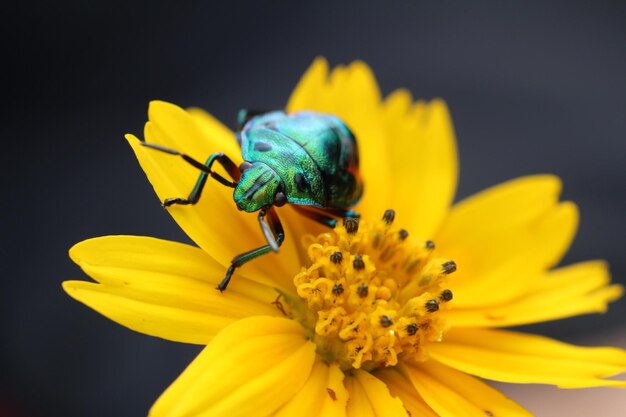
top-left (344, 370), bottom-right (408, 417)
top-left (374, 368), bottom-right (439, 417)
top-left (274, 361), bottom-right (347, 417)
top-left (186, 106), bottom-right (243, 161)
top-left (150, 317), bottom-right (316, 417)
top-left (287, 57), bottom-right (330, 113)
top-left (401, 360), bottom-right (533, 417)
top-left (64, 236), bottom-right (279, 344)
top-left (430, 328), bottom-right (626, 388)
top-left (383, 92), bottom-right (458, 238)
top-left (287, 58), bottom-right (392, 220)
top-left (63, 280), bottom-right (223, 344)
top-left (126, 129), bottom-right (299, 293)
top-left (148, 100), bottom-right (241, 164)
top-left (444, 261), bottom-right (624, 327)
top-left (435, 176), bottom-right (578, 307)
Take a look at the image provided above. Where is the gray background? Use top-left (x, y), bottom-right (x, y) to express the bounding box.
top-left (3, 1), bottom-right (625, 416)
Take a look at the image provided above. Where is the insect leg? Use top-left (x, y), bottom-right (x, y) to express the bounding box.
top-left (292, 206), bottom-right (359, 228)
top-left (217, 207), bottom-right (284, 292)
top-left (321, 207), bottom-right (360, 219)
top-left (141, 142), bottom-right (240, 207)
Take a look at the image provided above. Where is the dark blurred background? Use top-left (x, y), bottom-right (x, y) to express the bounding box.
top-left (3, 1), bottom-right (625, 416)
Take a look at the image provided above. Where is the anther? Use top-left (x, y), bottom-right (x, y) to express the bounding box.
top-left (439, 289), bottom-right (453, 302)
top-left (330, 251), bottom-right (343, 264)
top-left (442, 260), bottom-right (457, 274)
top-left (425, 240), bottom-right (435, 250)
top-left (353, 255), bottom-right (365, 270)
top-left (398, 229), bottom-right (409, 240)
top-left (382, 209), bottom-right (395, 224)
top-left (406, 323), bottom-right (418, 336)
top-left (343, 217), bottom-right (359, 234)
top-left (332, 283), bottom-right (344, 295)
top-left (380, 315), bottom-right (393, 327)
top-left (357, 283), bottom-right (369, 298)
top-left (425, 299), bottom-right (439, 313)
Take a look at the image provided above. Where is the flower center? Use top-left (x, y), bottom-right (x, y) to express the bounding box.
top-left (286, 210), bottom-right (456, 372)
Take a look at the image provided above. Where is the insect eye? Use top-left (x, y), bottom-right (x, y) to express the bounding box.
top-left (274, 192), bottom-right (287, 207)
top-left (239, 161), bottom-right (253, 173)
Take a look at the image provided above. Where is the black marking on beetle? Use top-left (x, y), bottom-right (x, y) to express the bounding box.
top-left (382, 209), bottom-right (396, 224)
top-left (294, 172), bottom-right (310, 192)
top-left (326, 388), bottom-right (337, 401)
top-left (406, 323), bottom-right (419, 336)
top-left (330, 251), bottom-right (343, 264)
top-left (398, 229), bottom-right (409, 240)
top-left (253, 142), bottom-right (273, 152)
top-left (357, 283), bottom-right (369, 298)
top-left (425, 299), bottom-right (439, 313)
top-left (484, 411), bottom-right (494, 417)
top-left (439, 289), bottom-right (453, 302)
top-left (442, 260), bottom-right (457, 274)
top-left (343, 217), bottom-right (359, 234)
top-left (380, 315), bottom-right (393, 327)
top-left (332, 283), bottom-right (344, 295)
top-left (353, 255), bottom-right (365, 270)
top-left (243, 172), bottom-right (270, 199)
top-left (425, 240), bottom-right (435, 250)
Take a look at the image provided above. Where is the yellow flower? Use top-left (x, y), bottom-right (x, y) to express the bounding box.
top-left (63, 58), bottom-right (626, 417)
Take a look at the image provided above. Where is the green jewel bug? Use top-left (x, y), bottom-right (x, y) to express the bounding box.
top-left (142, 110), bottom-right (363, 291)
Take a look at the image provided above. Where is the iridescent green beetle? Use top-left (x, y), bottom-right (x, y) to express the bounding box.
top-left (142, 110), bottom-right (362, 291)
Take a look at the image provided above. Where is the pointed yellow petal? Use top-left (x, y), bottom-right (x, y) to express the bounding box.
top-left (63, 280), bottom-right (223, 344)
top-left (69, 235), bottom-right (278, 303)
top-left (383, 93), bottom-right (458, 238)
top-left (430, 328), bottom-right (626, 388)
top-left (274, 361), bottom-right (347, 417)
top-left (126, 131), bottom-right (299, 293)
top-left (150, 317), bottom-right (316, 417)
top-left (64, 236), bottom-right (279, 343)
top-left (148, 100), bottom-right (241, 164)
top-left (435, 176), bottom-right (579, 307)
top-left (402, 361), bottom-right (533, 417)
top-left (344, 370), bottom-right (408, 417)
top-left (374, 368), bottom-right (439, 417)
top-left (287, 57), bottom-right (330, 113)
top-left (444, 261), bottom-right (624, 327)
top-left (186, 106), bottom-right (242, 161)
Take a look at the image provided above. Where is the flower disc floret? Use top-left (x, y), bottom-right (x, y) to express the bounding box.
top-left (292, 211), bottom-right (456, 371)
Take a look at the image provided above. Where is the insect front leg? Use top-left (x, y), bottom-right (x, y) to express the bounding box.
top-left (140, 142), bottom-right (240, 207)
top-left (217, 207), bottom-right (284, 292)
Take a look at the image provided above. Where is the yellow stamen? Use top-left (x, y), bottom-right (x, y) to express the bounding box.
top-left (291, 211), bottom-right (456, 371)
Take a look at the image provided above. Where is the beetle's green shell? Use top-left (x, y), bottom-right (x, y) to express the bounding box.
top-left (240, 111), bottom-right (362, 209)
